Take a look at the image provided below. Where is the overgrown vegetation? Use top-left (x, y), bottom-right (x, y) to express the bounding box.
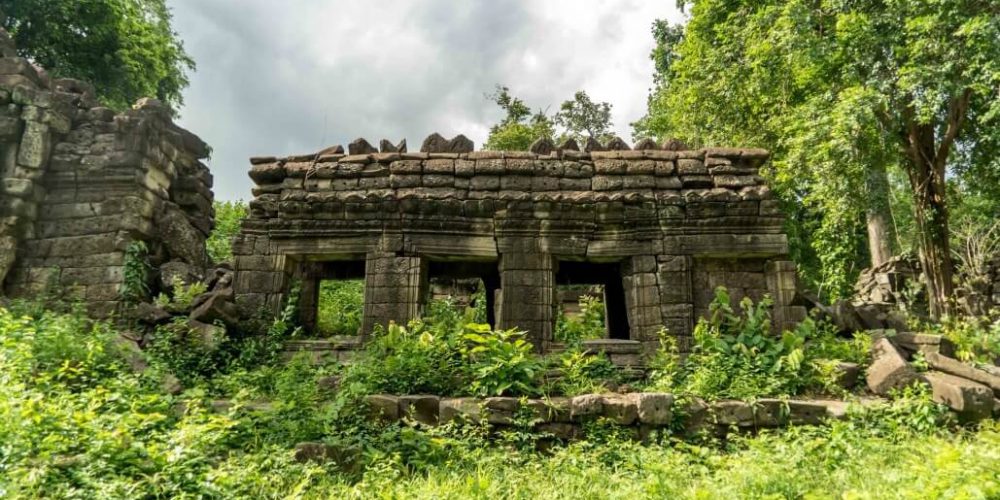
top-left (2, 301), bottom-right (999, 498)
top-left (206, 200), bottom-right (248, 264)
top-left (316, 280), bottom-right (364, 337)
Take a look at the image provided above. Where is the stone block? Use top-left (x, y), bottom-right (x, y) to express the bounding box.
top-left (439, 398), bottom-right (482, 423)
top-left (365, 394), bottom-right (400, 421)
top-left (629, 393), bottom-right (673, 425)
top-left (924, 371), bottom-right (993, 422)
top-left (570, 394), bottom-right (604, 420)
top-left (712, 400), bottom-right (753, 426)
top-left (925, 352), bottom-right (1000, 396)
top-left (866, 337), bottom-right (925, 395)
top-left (601, 395), bottom-right (638, 425)
top-left (399, 395), bottom-right (440, 425)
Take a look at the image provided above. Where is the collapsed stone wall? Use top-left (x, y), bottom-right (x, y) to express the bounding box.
top-left (0, 29), bottom-right (213, 316)
top-left (235, 135), bottom-right (806, 355)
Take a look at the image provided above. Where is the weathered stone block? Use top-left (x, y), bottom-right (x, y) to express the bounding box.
top-left (398, 395), bottom-right (440, 425)
top-left (365, 394), bottom-right (400, 421)
top-left (866, 338), bottom-right (925, 395)
top-left (629, 393), bottom-right (674, 425)
top-left (925, 371), bottom-right (993, 421)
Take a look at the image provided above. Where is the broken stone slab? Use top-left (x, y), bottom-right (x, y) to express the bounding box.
top-left (712, 400), bottom-right (754, 427)
top-left (924, 371), bottom-right (993, 422)
top-left (866, 337), bottom-right (926, 395)
top-left (629, 392), bottom-right (673, 425)
top-left (365, 394), bottom-right (400, 421)
top-left (399, 395), bottom-right (440, 425)
top-left (186, 320), bottom-right (225, 351)
top-left (925, 352), bottom-right (1000, 397)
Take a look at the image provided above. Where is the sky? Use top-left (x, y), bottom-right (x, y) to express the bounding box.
top-left (170, 1), bottom-right (685, 200)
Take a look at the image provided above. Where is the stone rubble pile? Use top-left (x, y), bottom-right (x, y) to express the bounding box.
top-left (867, 332), bottom-right (1000, 421)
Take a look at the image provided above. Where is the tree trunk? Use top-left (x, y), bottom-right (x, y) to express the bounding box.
top-left (865, 160), bottom-right (895, 268)
top-left (903, 121), bottom-right (955, 319)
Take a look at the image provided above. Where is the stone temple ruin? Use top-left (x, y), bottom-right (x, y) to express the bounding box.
top-left (0, 29), bottom-right (214, 315)
top-left (234, 134), bottom-right (807, 357)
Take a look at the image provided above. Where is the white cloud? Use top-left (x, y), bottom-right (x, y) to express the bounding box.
top-left (171, 0), bottom-right (684, 200)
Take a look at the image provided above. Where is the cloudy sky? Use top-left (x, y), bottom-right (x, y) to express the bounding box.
top-left (170, 1), bottom-right (685, 200)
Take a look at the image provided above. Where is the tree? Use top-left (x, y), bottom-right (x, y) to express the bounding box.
top-left (484, 86), bottom-right (614, 151)
top-left (554, 91), bottom-right (613, 143)
top-left (637, 0), bottom-right (1000, 316)
top-left (1, 0), bottom-right (194, 112)
top-left (483, 85), bottom-right (555, 151)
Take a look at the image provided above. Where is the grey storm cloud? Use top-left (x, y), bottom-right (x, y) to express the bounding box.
top-left (170, 0), bottom-right (684, 200)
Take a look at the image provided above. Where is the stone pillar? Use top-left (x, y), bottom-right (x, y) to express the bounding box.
top-left (655, 255), bottom-right (695, 353)
top-left (497, 251), bottom-right (556, 351)
top-left (361, 252), bottom-right (425, 335)
top-left (232, 234), bottom-right (290, 317)
top-left (621, 255), bottom-right (663, 343)
top-left (766, 260), bottom-right (807, 333)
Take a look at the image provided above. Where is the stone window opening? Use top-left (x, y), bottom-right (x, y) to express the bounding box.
top-left (554, 260), bottom-right (630, 341)
top-left (424, 260), bottom-right (500, 329)
top-left (299, 260), bottom-right (366, 337)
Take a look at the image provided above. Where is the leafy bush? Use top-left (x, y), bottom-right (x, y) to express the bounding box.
top-left (932, 314), bottom-right (1000, 364)
top-left (315, 279), bottom-right (364, 336)
top-left (463, 325), bottom-right (542, 397)
top-left (547, 347), bottom-right (621, 396)
top-left (647, 287), bottom-right (869, 399)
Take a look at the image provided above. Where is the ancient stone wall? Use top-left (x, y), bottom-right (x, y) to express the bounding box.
top-left (0, 29), bottom-right (213, 316)
top-left (235, 135), bottom-right (806, 355)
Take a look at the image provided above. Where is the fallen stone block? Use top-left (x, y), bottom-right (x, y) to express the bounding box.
top-left (893, 333), bottom-right (956, 358)
top-left (712, 400), bottom-right (753, 427)
top-left (924, 371), bottom-right (993, 422)
top-left (834, 361), bottom-right (861, 390)
top-left (866, 337), bottom-right (925, 395)
top-left (925, 352), bottom-right (1000, 397)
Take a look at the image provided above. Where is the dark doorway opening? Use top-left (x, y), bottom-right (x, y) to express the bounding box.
top-left (425, 260), bottom-right (500, 329)
top-left (555, 261), bottom-right (630, 340)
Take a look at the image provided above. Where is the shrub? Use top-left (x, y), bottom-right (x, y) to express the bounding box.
top-left (462, 325), bottom-right (542, 397)
top-left (154, 276), bottom-right (208, 313)
top-left (932, 314), bottom-right (1000, 364)
top-left (647, 287), bottom-right (869, 399)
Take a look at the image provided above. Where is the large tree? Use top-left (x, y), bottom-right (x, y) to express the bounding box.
top-left (1, 0), bottom-right (193, 112)
top-left (637, 0), bottom-right (1000, 316)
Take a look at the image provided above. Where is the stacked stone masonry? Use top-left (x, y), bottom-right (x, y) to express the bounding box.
top-left (0, 29), bottom-right (213, 315)
top-left (236, 135), bottom-right (807, 356)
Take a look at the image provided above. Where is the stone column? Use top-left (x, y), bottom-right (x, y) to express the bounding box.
top-left (655, 255), bottom-right (695, 353)
top-left (232, 234), bottom-right (290, 317)
top-left (361, 252), bottom-right (425, 335)
top-left (621, 255), bottom-right (663, 343)
top-left (766, 260), bottom-right (807, 333)
top-left (496, 251), bottom-right (556, 351)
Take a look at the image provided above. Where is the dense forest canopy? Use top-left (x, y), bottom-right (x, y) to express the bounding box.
top-left (635, 0), bottom-right (1000, 314)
